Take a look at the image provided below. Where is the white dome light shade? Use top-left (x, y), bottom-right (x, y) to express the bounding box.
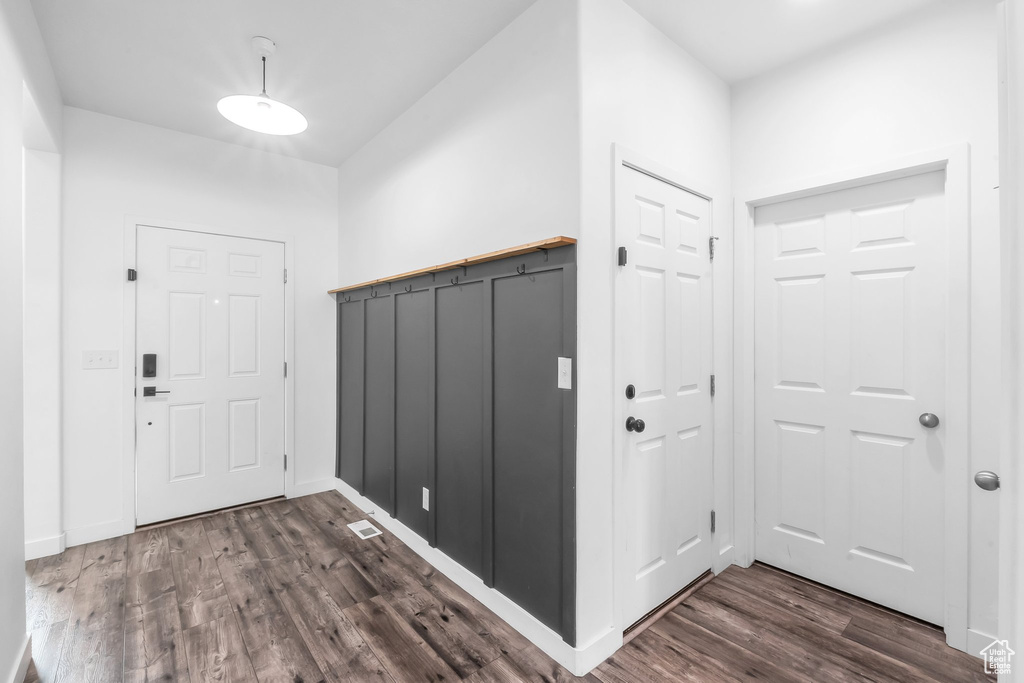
top-left (217, 93), bottom-right (307, 136)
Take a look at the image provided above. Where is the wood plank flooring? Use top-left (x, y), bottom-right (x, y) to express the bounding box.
top-left (23, 491), bottom-right (992, 682)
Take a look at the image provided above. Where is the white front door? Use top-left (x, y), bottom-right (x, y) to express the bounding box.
top-left (617, 164), bottom-right (715, 627)
top-left (135, 226), bottom-right (286, 525)
top-left (753, 170), bottom-right (947, 625)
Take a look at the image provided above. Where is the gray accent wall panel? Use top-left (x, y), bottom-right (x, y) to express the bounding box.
top-left (394, 290), bottom-right (433, 539)
top-left (493, 270), bottom-right (565, 633)
top-left (335, 245), bottom-right (576, 644)
top-left (435, 283), bottom-right (485, 578)
top-left (338, 300), bottom-right (365, 489)
top-left (363, 296), bottom-right (395, 513)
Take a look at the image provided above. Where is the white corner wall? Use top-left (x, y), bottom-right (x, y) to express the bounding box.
top-left (23, 147), bottom-right (63, 560)
top-left (576, 0), bottom-right (733, 659)
top-left (60, 107), bottom-right (339, 544)
top-left (0, 0), bottom-right (63, 678)
top-left (732, 0), bottom-right (1001, 645)
top-left (334, 0), bottom-right (733, 672)
top-left (336, 0), bottom-right (579, 286)
top-left (997, 0), bottom-right (1024, 662)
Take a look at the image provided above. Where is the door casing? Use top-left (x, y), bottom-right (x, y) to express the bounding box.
top-left (733, 145), bottom-right (972, 650)
top-left (121, 217), bottom-right (296, 534)
top-left (611, 145), bottom-right (729, 636)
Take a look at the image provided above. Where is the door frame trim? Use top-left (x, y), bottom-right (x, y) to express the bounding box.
top-left (120, 216), bottom-right (297, 533)
top-left (611, 145), bottom-right (727, 635)
top-left (732, 144), bottom-right (972, 649)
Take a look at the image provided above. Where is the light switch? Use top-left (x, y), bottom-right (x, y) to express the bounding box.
top-left (422, 487), bottom-right (430, 511)
top-left (83, 350), bottom-right (119, 370)
top-left (558, 357), bottom-right (572, 390)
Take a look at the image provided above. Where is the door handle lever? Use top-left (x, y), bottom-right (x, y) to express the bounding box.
top-left (143, 386), bottom-right (171, 397)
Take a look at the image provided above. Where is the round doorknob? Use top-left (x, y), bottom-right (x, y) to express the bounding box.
top-left (919, 413), bottom-right (940, 428)
top-left (974, 471), bottom-right (1000, 491)
top-left (625, 417), bottom-right (646, 433)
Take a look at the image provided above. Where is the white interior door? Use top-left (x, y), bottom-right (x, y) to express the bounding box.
top-left (617, 164), bottom-right (715, 627)
top-left (136, 226), bottom-right (286, 525)
top-left (753, 170), bottom-right (947, 625)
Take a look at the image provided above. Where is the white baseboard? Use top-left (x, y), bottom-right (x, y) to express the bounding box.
top-left (288, 477), bottom-right (338, 499)
top-left (64, 519), bottom-right (125, 548)
top-left (966, 628), bottom-right (998, 660)
top-left (6, 634), bottom-right (30, 683)
top-left (334, 478), bottom-right (620, 676)
top-left (573, 628), bottom-right (622, 675)
top-left (24, 533), bottom-right (66, 561)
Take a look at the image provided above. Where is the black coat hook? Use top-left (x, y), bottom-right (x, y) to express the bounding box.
top-left (516, 264), bottom-right (527, 275)
top-left (404, 284), bottom-right (412, 293)
top-left (370, 288), bottom-right (378, 298)
top-left (451, 275), bottom-right (460, 285)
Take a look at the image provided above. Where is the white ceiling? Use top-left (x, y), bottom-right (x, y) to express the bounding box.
top-left (32, 0), bottom-right (948, 167)
top-left (30, 0), bottom-right (536, 167)
top-left (620, 0), bottom-right (947, 83)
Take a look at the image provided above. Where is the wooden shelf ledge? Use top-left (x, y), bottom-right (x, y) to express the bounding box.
top-left (328, 236), bottom-right (577, 294)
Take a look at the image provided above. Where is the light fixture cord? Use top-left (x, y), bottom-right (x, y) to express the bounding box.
top-left (261, 56), bottom-right (267, 96)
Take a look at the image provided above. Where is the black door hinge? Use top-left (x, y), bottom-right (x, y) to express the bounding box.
top-left (618, 246), bottom-right (628, 266)
top-left (709, 236), bottom-right (719, 262)
top-left (710, 374), bottom-right (716, 398)
top-left (127, 268), bottom-right (137, 281)
top-left (711, 510), bottom-right (716, 534)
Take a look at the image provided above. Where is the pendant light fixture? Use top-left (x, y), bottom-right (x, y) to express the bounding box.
top-left (218, 36), bottom-right (307, 136)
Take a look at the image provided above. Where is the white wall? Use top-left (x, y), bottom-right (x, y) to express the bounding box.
top-left (23, 147), bottom-right (63, 560)
top-left (998, 0), bottom-right (1024, 666)
top-left (0, 0), bottom-right (63, 678)
top-left (60, 107), bottom-right (338, 543)
top-left (576, 0), bottom-right (733, 655)
top-left (334, 0), bottom-right (732, 671)
top-left (732, 0), bottom-right (1001, 643)
top-left (334, 0), bottom-right (584, 668)
top-left (336, 0), bottom-right (579, 285)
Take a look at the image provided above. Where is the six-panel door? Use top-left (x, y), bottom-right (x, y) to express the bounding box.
top-left (136, 226), bottom-right (285, 525)
top-left (616, 166), bottom-right (715, 627)
top-left (753, 170), bottom-right (947, 625)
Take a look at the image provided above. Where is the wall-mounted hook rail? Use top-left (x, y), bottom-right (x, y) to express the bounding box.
top-left (326, 236), bottom-right (576, 294)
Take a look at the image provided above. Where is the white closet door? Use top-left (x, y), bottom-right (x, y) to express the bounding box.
top-left (617, 166), bottom-right (715, 627)
top-left (754, 170), bottom-right (947, 624)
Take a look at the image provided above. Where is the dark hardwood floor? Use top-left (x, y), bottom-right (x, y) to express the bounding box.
top-left (23, 491), bottom-right (991, 682)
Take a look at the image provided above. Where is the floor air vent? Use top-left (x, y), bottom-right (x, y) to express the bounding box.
top-left (348, 519), bottom-right (382, 539)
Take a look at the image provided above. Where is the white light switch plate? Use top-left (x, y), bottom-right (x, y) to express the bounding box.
top-left (83, 350), bottom-right (119, 369)
top-left (422, 487), bottom-right (430, 511)
top-left (558, 357), bottom-right (572, 390)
